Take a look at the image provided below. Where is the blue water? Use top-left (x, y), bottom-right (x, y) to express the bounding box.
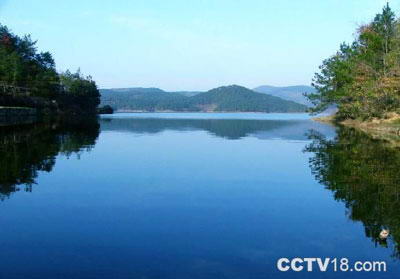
top-left (104, 112), bottom-right (313, 120)
top-left (0, 113), bottom-right (398, 278)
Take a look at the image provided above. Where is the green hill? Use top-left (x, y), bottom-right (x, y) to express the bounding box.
top-left (190, 85), bottom-right (307, 112)
top-left (100, 85), bottom-right (307, 112)
top-left (100, 88), bottom-right (193, 111)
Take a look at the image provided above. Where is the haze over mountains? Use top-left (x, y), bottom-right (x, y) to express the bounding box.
top-left (100, 85), bottom-right (310, 113)
top-left (253, 85), bottom-right (315, 105)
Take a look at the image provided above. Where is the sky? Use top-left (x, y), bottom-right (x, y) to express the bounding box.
top-left (1, 0), bottom-right (400, 91)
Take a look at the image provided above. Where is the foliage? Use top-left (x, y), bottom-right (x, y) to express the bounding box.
top-left (58, 70), bottom-right (100, 113)
top-left (307, 4), bottom-right (400, 120)
top-left (0, 23), bottom-right (100, 114)
top-left (0, 24), bottom-right (59, 98)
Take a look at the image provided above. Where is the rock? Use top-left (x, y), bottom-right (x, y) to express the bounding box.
top-left (379, 229), bottom-right (389, 240)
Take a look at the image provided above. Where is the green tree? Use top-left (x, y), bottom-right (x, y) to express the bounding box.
top-left (307, 4), bottom-right (400, 120)
top-left (58, 70), bottom-right (100, 113)
top-left (0, 23), bottom-right (100, 114)
top-left (0, 24), bottom-right (59, 98)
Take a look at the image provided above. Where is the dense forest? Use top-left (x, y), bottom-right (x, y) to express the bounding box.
top-left (0, 24), bottom-right (100, 114)
top-left (307, 4), bottom-right (400, 120)
top-left (100, 85), bottom-right (307, 113)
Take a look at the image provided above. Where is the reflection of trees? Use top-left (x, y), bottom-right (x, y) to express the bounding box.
top-left (305, 127), bottom-right (400, 258)
top-left (0, 117), bottom-right (99, 200)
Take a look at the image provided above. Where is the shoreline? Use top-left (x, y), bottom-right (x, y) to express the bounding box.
top-left (313, 114), bottom-right (400, 144)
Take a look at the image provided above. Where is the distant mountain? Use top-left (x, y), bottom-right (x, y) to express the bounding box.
top-left (103, 87), bottom-right (165, 94)
top-left (100, 85), bottom-right (307, 113)
top-left (253, 85), bottom-right (316, 106)
top-left (100, 88), bottom-right (192, 111)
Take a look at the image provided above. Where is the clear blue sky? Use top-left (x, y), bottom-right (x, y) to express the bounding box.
top-left (1, 0), bottom-right (399, 90)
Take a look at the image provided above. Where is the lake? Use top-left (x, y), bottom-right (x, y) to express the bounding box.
top-left (0, 113), bottom-right (399, 278)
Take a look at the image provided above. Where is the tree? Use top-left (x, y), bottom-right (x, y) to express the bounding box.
top-left (0, 23), bottom-right (100, 114)
top-left (97, 105), bottom-right (114, 114)
top-left (307, 4), bottom-right (400, 120)
top-left (58, 70), bottom-right (100, 113)
top-left (0, 24), bottom-right (59, 98)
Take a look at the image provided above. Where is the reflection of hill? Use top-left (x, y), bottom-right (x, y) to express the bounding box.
top-left (100, 117), bottom-right (335, 140)
top-left (0, 117), bottom-right (99, 200)
top-left (305, 127), bottom-right (400, 258)
top-left (253, 120), bottom-right (335, 141)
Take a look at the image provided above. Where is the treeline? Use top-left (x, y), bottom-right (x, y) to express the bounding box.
top-left (307, 4), bottom-right (400, 120)
top-left (0, 24), bottom-right (100, 114)
top-left (100, 85), bottom-right (307, 113)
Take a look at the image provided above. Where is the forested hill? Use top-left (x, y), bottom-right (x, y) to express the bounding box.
top-left (190, 85), bottom-right (307, 112)
top-left (100, 85), bottom-right (307, 112)
top-left (100, 88), bottom-right (192, 111)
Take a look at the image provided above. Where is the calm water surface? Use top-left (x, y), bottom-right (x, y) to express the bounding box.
top-left (0, 113), bottom-right (399, 278)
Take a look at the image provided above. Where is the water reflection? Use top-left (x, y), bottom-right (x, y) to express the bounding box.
top-left (305, 127), bottom-right (400, 258)
top-left (100, 117), bottom-right (335, 140)
top-left (0, 117), bottom-right (99, 200)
